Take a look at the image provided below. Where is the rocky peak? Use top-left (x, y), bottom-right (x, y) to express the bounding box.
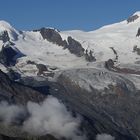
top-left (127, 14), bottom-right (139, 23)
top-left (66, 36), bottom-right (85, 57)
top-left (34, 27), bottom-right (67, 46)
top-left (127, 12), bottom-right (140, 23)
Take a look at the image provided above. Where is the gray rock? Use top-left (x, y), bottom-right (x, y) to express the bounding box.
top-left (136, 28), bottom-right (140, 37)
top-left (35, 28), bottom-right (67, 47)
top-left (66, 36), bottom-right (85, 57)
top-left (127, 15), bottom-right (139, 23)
top-left (85, 49), bottom-right (96, 62)
top-left (0, 31), bottom-right (10, 43)
top-left (0, 42), bottom-right (24, 66)
top-left (105, 59), bottom-right (114, 69)
top-left (0, 70), bottom-right (46, 105)
top-left (36, 64), bottom-right (48, 75)
top-left (133, 45), bottom-right (140, 55)
top-left (7, 68), bottom-right (21, 81)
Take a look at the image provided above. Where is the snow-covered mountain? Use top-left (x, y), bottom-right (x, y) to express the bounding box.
top-left (1, 12), bottom-right (140, 140)
top-left (0, 12), bottom-right (140, 88)
top-left (0, 11), bottom-right (140, 90)
top-left (1, 12), bottom-right (140, 75)
top-left (64, 12), bottom-right (140, 63)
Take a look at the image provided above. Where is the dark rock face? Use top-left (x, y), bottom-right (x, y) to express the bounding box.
top-left (85, 50), bottom-right (96, 62)
top-left (26, 60), bottom-right (36, 65)
top-left (18, 76), bottom-right (50, 95)
top-left (0, 70), bottom-right (46, 105)
top-left (127, 14), bottom-right (139, 23)
top-left (0, 43), bottom-right (24, 66)
top-left (36, 28), bottom-right (67, 46)
top-left (66, 36), bottom-right (85, 57)
top-left (136, 28), bottom-right (140, 37)
top-left (110, 47), bottom-right (118, 62)
top-left (36, 64), bottom-right (48, 75)
top-left (133, 45), bottom-right (140, 54)
top-left (0, 31), bottom-right (10, 43)
top-left (0, 44), bottom-right (18, 66)
top-left (7, 68), bottom-right (21, 81)
top-left (105, 59), bottom-right (114, 69)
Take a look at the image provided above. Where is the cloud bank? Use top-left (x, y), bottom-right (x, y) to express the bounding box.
top-left (0, 96), bottom-right (86, 140)
top-left (96, 133), bottom-right (115, 140)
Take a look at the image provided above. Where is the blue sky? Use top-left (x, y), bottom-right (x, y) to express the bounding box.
top-left (0, 0), bottom-right (140, 31)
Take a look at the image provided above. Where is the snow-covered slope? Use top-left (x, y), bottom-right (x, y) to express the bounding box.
top-left (0, 12), bottom-right (140, 78)
top-left (16, 31), bottom-right (87, 69)
top-left (63, 12), bottom-right (140, 64)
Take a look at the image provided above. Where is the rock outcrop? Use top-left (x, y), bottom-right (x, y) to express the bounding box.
top-left (0, 42), bottom-right (24, 66)
top-left (34, 28), bottom-right (67, 46)
top-left (133, 45), bottom-right (140, 54)
top-left (136, 27), bottom-right (140, 37)
top-left (66, 36), bottom-right (85, 57)
top-left (127, 14), bottom-right (139, 23)
top-left (85, 49), bottom-right (96, 62)
top-left (0, 70), bottom-right (45, 105)
top-left (0, 31), bottom-right (10, 43)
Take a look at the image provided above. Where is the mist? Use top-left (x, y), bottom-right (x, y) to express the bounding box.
top-left (0, 96), bottom-right (86, 140)
top-left (0, 101), bottom-right (25, 124)
top-left (23, 96), bottom-right (86, 140)
top-left (96, 133), bottom-right (115, 140)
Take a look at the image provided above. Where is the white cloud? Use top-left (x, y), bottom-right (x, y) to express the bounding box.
top-left (0, 101), bottom-right (25, 124)
top-left (96, 133), bottom-right (115, 140)
top-left (0, 96), bottom-right (86, 140)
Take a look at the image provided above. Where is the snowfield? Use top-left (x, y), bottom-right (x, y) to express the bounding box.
top-left (1, 12), bottom-right (140, 70)
top-left (0, 11), bottom-right (140, 89)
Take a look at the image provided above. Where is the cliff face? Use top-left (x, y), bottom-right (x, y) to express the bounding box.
top-left (0, 70), bottom-right (45, 105)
